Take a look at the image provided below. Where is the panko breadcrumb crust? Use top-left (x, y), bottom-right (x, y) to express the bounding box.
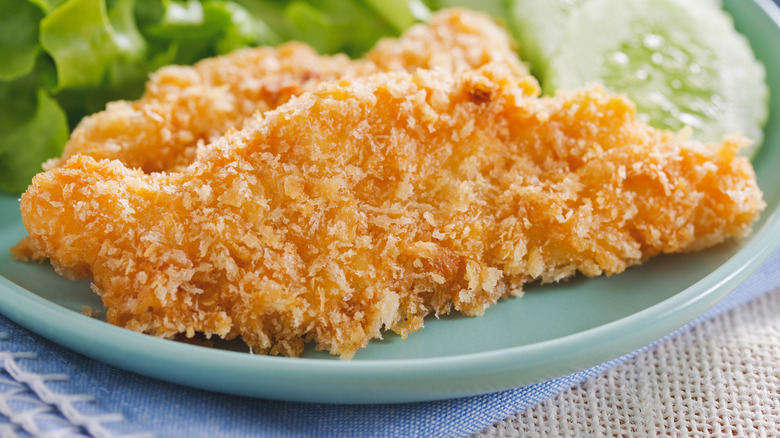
top-left (13, 8), bottom-right (528, 265)
top-left (20, 64), bottom-right (764, 358)
top-left (44, 9), bottom-right (528, 174)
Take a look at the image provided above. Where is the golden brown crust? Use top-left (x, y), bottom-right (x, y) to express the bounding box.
top-left (20, 65), bottom-right (764, 358)
top-left (44, 9), bottom-right (527, 174)
top-left (9, 236), bottom-right (47, 262)
top-left (45, 42), bottom-right (368, 173)
top-left (368, 8), bottom-right (526, 77)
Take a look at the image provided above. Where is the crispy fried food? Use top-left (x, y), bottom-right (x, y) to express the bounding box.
top-left (44, 43), bottom-right (368, 173)
top-left (20, 64), bottom-right (764, 358)
top-left (366, 7), bottom-right (527, 77)
top-left (14, 8), bottom-right (526, 264)
top-left (43, 9), bottom-right (527, 173)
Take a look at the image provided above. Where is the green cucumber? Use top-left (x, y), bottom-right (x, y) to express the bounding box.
top-left (507, 0), bottom-right (723, 78)
top-left (543, 0), bottom-right (768, 155)
top-left (507, 0), bottom-right (585, 77)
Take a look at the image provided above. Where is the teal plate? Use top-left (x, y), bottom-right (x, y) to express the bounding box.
top-left (0, 0), bottom-right (779, 404)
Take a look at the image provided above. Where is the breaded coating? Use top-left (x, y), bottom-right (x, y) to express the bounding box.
top-left (45, 43), bottom-right (368, 173)
top-left (20, 65), bottom-right (764, 358)
top-left (44, 9), bottom-right (526, 173)
top-left (367, 7), bottom-right (526, 77)
top-left (14, 8), bottom-right (526, 264)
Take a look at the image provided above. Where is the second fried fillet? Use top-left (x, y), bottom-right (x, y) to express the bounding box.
top-left (44, 9), bottom-right (528, 173)
top-left (20, 65), bottom-right (764, 358)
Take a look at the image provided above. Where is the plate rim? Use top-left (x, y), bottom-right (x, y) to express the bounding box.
top-left (0, 0), bottom-right (778, 404)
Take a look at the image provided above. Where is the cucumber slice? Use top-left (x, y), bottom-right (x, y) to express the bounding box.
top-left (544, 0), bottom-right (768, 156)
top-left (507, 0), bottom-right (585, 77)
top-left (507, 0), bottom-right (722, 77)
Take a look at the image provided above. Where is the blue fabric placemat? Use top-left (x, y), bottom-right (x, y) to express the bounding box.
top-left (1, 246), bottom-right (778, 438)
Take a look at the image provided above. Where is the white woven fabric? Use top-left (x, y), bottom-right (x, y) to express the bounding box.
top-left (476, 286), bottom-right (780, 437)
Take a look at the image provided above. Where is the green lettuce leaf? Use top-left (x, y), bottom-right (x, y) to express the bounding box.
top-left (0, 0), bottom-right (45, 81)
top-left (40, 0), bottom-right (147, 90)
top-left (210, 1), bottom-right (274, 53)
top-left (361, 0), bottom-right (430, 33)
top-left (143, 0), bottom-right (223, 39)
top-left (141, 0), bottom-right (277, 64)
top-left (27, 0), bottom-right (68, 12)
top-left (429, 0), bottom-right (507, 19)
top-left (285, 0), bottom-right (396, 57)
top-left (233, 0), bottom-right (291, 43)
top-left (0, 75), bottom-right (68, 193)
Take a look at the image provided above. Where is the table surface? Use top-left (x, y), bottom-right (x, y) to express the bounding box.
top-left (476, 284), bottom-right (780, 437)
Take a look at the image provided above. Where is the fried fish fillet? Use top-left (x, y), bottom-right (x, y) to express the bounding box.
top-left (12, 8), bottom-right (529, 263)
top-left (20, 64), bottom-right (764, 358)
top-left (13, 8), bottom-right (527, 263)
top-left (43, 9), bottom-right (528, 173)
